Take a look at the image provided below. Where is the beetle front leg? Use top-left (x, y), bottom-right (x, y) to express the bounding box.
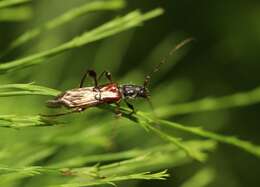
top-left (124, 100), bottom-right (135, 115)
top-left (80, 70), bottom-right (98, 88)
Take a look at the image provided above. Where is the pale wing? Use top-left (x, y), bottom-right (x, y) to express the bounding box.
top-left (60, 87), bottom-right (99, 107)
top-left (60, 86), bottom-right (121, 108)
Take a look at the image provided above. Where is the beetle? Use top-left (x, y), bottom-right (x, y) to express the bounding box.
top-left (45, 69), bottom-right (149, 117)
top-left (44, 38), bottom-right (193, 117)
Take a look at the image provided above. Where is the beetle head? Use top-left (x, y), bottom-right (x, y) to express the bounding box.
top-left (121, 85), bottom-right (149, 99)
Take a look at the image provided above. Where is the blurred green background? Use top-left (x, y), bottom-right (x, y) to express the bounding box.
top-left (0, 0), bottom-right (260, 187)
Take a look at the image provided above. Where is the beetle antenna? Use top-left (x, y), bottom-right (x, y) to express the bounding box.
top-left (144, 37), bottom-right (194, 88)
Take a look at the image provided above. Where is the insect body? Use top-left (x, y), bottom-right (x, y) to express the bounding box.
top-left (45, 70), bottom-right (149, 116)
top-left (45, 38), bottom-right (192, 117)
top-left (47, 83), bottom-right (121, 111)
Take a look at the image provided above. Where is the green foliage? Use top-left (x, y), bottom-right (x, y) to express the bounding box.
top-left (0, 83), bottom-right (60, 96)
top-left (50, 170), bottom-right (168, 187)
top-left (0, 114), bottom-right (60, 128)
top-left (1, 82), bottom-right (260, 156)
top-left (0, 139), bottom-right (215, 186)
top-left (0, 0), bottom-right (30, 9)
top-left (156, 86), bottom-right (260, 117)
top-left (0, 8), bottom-right (163, 73)
top-left (7, 0), bottom-right (126, 51)
top-left (180, 167), bottom-right (216, 187)
top-left (0, 6), bottom-right (32, 22)
top-left (0, 165), bottom-right (169, 187)
top-left (157, 119), bottom-right (260, 157)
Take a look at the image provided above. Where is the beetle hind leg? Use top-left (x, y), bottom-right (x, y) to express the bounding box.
top-left (41, 107), bottom-right (85, 118)
top-left (80, 70), bottom-right (98, 88)
top-left (114, 102), bottom-right (122, 118)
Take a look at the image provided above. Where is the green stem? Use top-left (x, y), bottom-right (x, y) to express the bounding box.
top-left (156, 86), bottom-right (260, 117)
top-left (7, 0), bottom-right (125, 50)
top-left (0, 0), bottom-right (30, 9)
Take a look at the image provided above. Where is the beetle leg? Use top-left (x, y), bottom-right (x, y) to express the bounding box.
top-left (124, 100), bottom-right (135, 115)
top-left (98, 71), bottom-right (113, 83)
top-left (41, 108), bottom-right (85, 117)
top-left (115, 102), bottom-right (122, 117)
top-left (40, 110), bottom-right (77, 117)
top-left (80, 70), bottom-right (98, 88)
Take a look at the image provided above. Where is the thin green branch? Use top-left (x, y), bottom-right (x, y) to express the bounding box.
top-left (7, 0), bottom-right (125, 51)
top-left (0, 8), bottom-right (163, 74)
top-left (157, 119), bottom-right (260, 157)
top-left (51, 171), bottom-right (168, 187)
top-left (147, 125), bottom-right (207, 162)
top-left (0, 6), bottom-right (32, 22)
top-left (0, 141), bottom-right (214, 174)
top-left (49, 149), bottom-right (145, 168)
top-left (155, 86), bottom-right (260, 117)
top-left (0, 114), bottom-right (62, 128)
top-left (0, 158), bottom-right (169, 186)
top-left (0, 0), bottom-right (30, 9)
top-left (95, 140), bottom-right (215, 175)
top-left (0, 83), bottom-right (60, 97)
top-left (50, 140), bottom-right (216, 168)
top-left (0, 165), bottom-right (60, 184)
top-left (0, 164), bottom-right (168, 187)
